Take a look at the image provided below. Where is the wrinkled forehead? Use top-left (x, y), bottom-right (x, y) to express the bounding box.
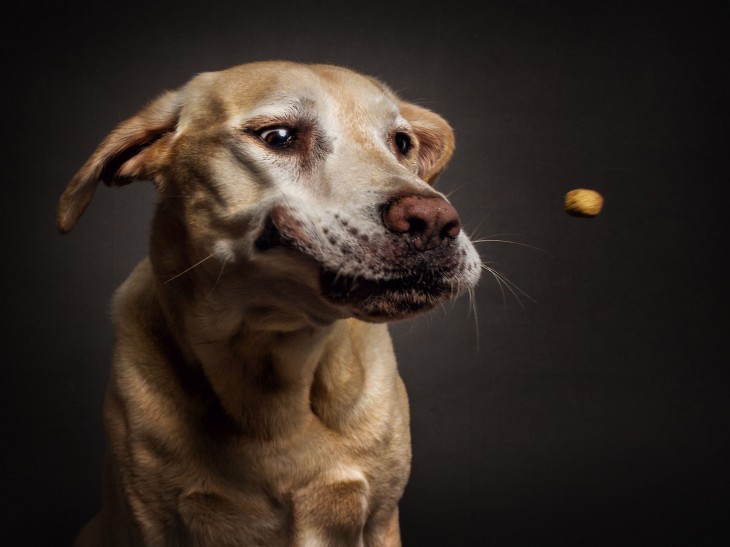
top-left (180, 62), bottom-right (402, 128)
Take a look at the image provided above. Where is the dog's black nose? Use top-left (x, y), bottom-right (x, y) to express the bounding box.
top-left (382, 194), bottom-right (461, 251)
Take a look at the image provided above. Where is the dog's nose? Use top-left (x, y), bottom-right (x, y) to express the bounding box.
top-left (382, 194), bottom-right (462, 251)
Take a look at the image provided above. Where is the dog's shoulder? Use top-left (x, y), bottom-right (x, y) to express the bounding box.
top-left (112, 258), bottom-right (156, 324)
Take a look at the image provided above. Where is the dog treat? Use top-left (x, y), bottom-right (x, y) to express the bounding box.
top-left (564, 188), bottom-right (604, 217)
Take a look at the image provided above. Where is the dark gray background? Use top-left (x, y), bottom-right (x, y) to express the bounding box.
top-left (4, 1), bottom-right (728, 545)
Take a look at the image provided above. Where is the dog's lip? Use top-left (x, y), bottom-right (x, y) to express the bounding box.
top-left (254, 215), bottom-right (288, 252)
top-left (319, 268), bottom-right (445, 302)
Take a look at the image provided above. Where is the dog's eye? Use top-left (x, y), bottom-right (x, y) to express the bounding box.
top-left (394, 132), bottom-right (413, 156)
top-left (259, 127), bottom-right (296, 148)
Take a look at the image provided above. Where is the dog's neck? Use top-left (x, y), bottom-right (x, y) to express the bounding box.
top-left (187, 319), bottom-right (345, 439)
top-left (144, 262), bottom-right (391, 441)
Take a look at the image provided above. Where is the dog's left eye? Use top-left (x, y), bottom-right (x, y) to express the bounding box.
top-left (259, 127), bottom-right (296, 148)
top-left (394, 132), bottom-right (413, 156)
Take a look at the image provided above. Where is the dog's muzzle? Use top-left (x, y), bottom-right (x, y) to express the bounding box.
top-left (254, 196), bottom-right (474, 320)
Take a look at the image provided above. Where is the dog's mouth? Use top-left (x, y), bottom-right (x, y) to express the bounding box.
top-left (319, 268), bottom-right (450, 320)
top-left (255, 209), bottom-right (470, 321)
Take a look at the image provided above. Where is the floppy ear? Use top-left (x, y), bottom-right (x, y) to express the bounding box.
top-left (57, 89), bottom-right (184, 234)
top-left (399, 102), bottom-right (456, 185)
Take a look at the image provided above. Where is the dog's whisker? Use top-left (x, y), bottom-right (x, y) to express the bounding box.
top-left (464, 219), bottom-right (488, 242)
top-left (206, 257), bottom-right (229, 298)
top-left (164, 253), bottom-right (215, 284)
top-left (444, 182), bottom-right (472, 201)
top-left (495, 269), bottom-right (535, 303)
top-left (471, 238), bottom-right (546, 253)
top-left (482, 265), bottom-right (519, 307)
top-left (482, 264), bottom-right (535, 308)
top-left (487, 267), bottom-right (509, 308)
top-left (467, 286), bottom-right (480, 352)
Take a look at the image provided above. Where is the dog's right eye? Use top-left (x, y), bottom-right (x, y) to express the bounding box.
top-left (258, 127), bottom-right (296, 148)
top-left (394, 132), bottom-right (413, 156)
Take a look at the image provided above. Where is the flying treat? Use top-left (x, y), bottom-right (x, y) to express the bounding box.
top-left (565, 188), bottom-right (604, 217)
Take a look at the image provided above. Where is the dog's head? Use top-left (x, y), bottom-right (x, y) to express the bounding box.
top-left (58, 61), bottom-right (480, 329)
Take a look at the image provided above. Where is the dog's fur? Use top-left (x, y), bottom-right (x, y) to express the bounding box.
top-left (59, 61), bottom-right (480, 546)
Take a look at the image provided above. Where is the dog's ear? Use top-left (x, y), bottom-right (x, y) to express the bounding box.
top-left (399, 102), bottom-right (456, 185)
top-left (57, 89), bottom-right (184, 234)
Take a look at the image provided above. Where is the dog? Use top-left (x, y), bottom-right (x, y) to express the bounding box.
top-left (58, 61), bottom-right (481, 547)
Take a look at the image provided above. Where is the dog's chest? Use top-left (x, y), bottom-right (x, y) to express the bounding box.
top-left (173, 432), bottom-right (408, 545)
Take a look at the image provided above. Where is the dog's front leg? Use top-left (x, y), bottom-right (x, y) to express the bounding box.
top-left (292, 481), bottom-right (368, 546)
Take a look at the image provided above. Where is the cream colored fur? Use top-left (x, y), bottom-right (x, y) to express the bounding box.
top-left (59, 61), bottom-right (480, 546)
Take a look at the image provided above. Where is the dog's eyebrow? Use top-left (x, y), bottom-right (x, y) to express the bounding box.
top-left (235, 96), bottom-right (316, 126)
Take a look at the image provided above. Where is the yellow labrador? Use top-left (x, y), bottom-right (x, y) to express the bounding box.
top-left (59, 61), bottom-right (480, 547)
